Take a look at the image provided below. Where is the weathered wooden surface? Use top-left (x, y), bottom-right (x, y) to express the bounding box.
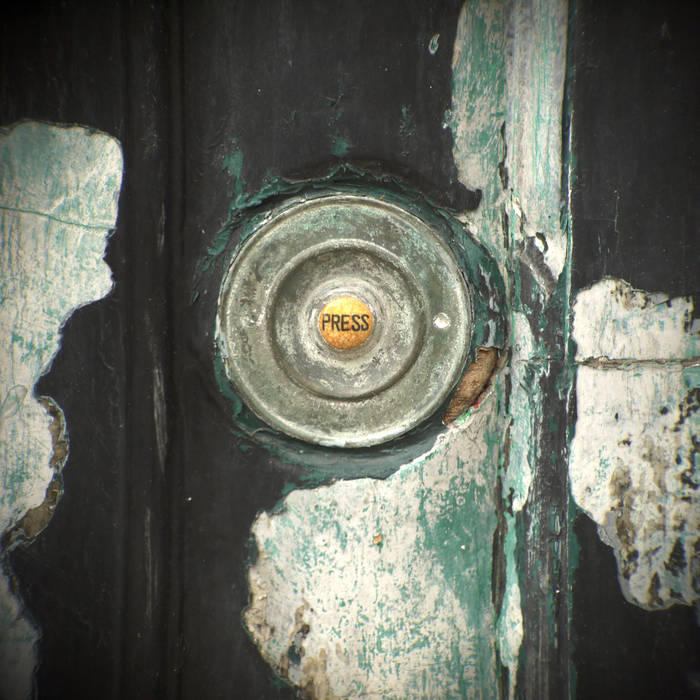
top-left (570, 2), bottom-right (700, 697)
top-left (571, 280), bottom-right (699, 611)
top-left (0, 1), bottom-right (698, 698)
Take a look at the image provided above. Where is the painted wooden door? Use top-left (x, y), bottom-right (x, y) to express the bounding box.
top-left (1, 1), bottom-right (698, 698)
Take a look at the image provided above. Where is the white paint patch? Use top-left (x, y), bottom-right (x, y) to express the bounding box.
top-left (245, 396), bottom-right (500, 698)
top-left (448, 0), bottom-right (507, 270)
top-left (496, 558), bottom-right (523, 673)
top-left (0, 572), bottom-right (37, 700)
top-left (505, 0), bottom-right (569, 282)
top-left (573, 278), bottom-right (699, 362)
top-left (0, 121), bottom-right (122, 699)
top-left (571, 279), bottom-right (700, 610)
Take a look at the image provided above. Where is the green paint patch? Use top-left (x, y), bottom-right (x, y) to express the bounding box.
top-left (222, 139), bottom-right (244, 180)
top-left (400, 105), bottom-right (414, 134)
top-left (330, 134), bottom-right (351, 157)
top-left (448, 0), bottom-right (507, 274)
top-left (399, 106), bottom-right (416, 157)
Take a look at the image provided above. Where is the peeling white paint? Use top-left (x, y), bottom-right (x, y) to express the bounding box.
top-left (0, 121), bottom-right (122, 699)
top-left (449, 1), bottom-right (569, 694)
top-left (571, 279), bottom-right (700, 611)
top-left (494, 314), bottom-right (536, 693)
top-left (448, 0), bottom-right (507, 271)
top-left (573, 278), bottom-right (700, 362)
top-left (0, 572), bottom-right (36, 700)
top-left (449, 0), bottom-right (568, 286)
top-left (245, 396), bottom-right (501, 698)
top-left (495, 570), bottom-right (522, 674)
top-left (505, 0), bottom-right (568, 282)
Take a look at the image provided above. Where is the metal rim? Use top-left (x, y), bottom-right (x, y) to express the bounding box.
top-left (216, 194), bottom-right (472, 448)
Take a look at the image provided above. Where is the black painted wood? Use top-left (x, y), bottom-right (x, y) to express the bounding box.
top-left (2, 1), bottom-right (468, 697)
top-left (571, 2), bottom-right (700, 698)
top-left (573, 517), bottom-right (700, 700)
top-left (571, 0), bottom-right (700, 299)
top-left (176, 1), bottom-right (466, 696)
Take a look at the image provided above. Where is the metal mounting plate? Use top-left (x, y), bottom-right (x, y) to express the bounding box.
top-left (217, 194), bottom-right (471, 447)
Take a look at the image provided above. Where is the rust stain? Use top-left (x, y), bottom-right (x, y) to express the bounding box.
top-left (443, 347), bottom-right (499, 424)
top-left (299, 648), bottom-right (339, 700)
top-left (2, 397), bottom-right (68, 549)
top-left (280, 601), bottom-right (312, 679)
top-left (273, 598), bottom-right (340, 699)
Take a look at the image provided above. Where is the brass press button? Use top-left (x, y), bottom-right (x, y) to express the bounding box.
top-left (318, 296), bottom-right (374, 350)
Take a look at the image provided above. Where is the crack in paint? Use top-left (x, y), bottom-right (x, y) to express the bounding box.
top-left (579, 357), bottom-right (700, 369)
top-left (0, 204), bottom-right (113, 232)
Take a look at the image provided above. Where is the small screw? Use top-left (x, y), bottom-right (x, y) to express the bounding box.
top-left (433, 313), bottom-right (451, 330)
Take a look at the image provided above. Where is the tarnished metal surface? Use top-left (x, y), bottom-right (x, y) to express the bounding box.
top-left (217, 194), bottom-right (471, 447)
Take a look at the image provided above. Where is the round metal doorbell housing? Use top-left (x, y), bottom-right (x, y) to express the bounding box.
top-left (216, 194), bottom-right (472, 448)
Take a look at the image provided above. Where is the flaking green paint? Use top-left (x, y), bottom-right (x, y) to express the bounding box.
top-left (245, 393), bottom-right (503, 697)
top-left (222, 138), bottom-right (244, 181)
top-left (330, 134), bottom-right (351, 157)
top-left (230, 0), bottom-right (573, 695)
top-left (447, 0), bottom-right (507, 271)
top-left (205, 159), bottom-right (506, 483)
top-left (449, 0), bottom-right (571, 695)
top-left (399, 105), bottom-right (414, 137)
